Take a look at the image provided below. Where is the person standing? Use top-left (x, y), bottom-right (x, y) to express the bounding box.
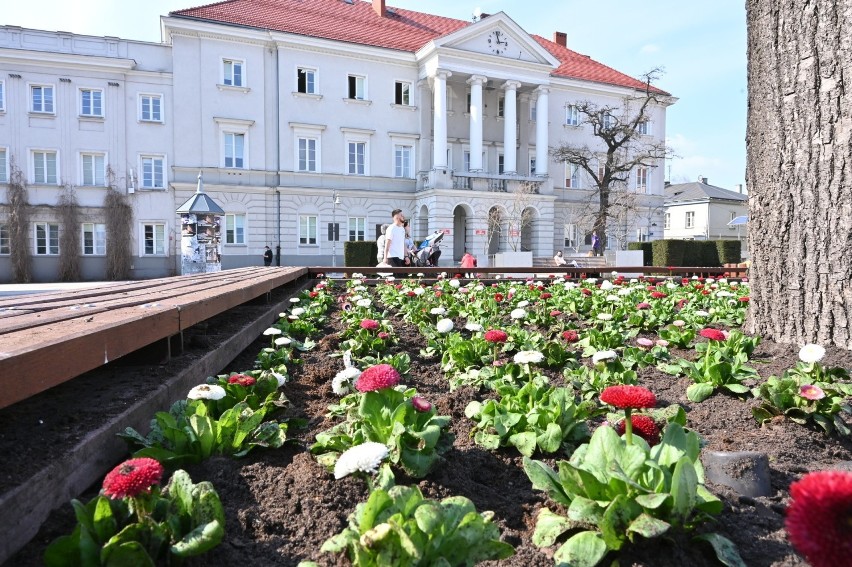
top-left (383, 209), bottom-right (408, 267)
top-left (460, 249), bottom-right (477, 277)
top-left (263, 245), bottom-right (273, 266)
top-left (591, 231), bottom-right (600, 256)
top-left (376, 224), bottom-right (389, 264)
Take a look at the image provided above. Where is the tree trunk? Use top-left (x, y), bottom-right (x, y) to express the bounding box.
top-left (745, 0), bottom-right (852, 349)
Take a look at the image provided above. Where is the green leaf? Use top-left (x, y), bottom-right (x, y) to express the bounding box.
top-left (537, 422), bottom-right (564, 454)
top-left (532, 508), bottom-right (573, 548)
top-left (694, 533), bottom-right (748, 567)
top-left (509, 431), bottom-right (537, 457)
top-left (567, 496), bottom-right (603, 524)
top-left (92, 496), bottom-right (117, 543)
top-left (671, 456), bottom-right (698, 524)
top-left (627, 513), bottom-right (671, 540)
top-left (101, 542), bottom-right (155, 567)
top-left (634, 493), bottom-right (670, 510)
top-left (724, 383), bottom-right (750, 394)
top-left (44, 531), bottom-right (80, 567)
top-left (523, 457), bottom-right (570, 506)
top-left (599, 494), bottom-right (639, 551)
top-left (686, 382), bottom-right (715, 402)
top-left (751, 406), bottom-right (775, 424)
top-left (554, 531), bottom-right (608, 567)
top-left (170, 520), bottom-right (225, 557)
top-left (413, 501), bottom-right (444, 534)
top-left (358, 489), bottom-right (393, 531)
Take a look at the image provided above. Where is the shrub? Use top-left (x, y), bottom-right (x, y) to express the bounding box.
top-left (716, 240), bottom-right (742, 264)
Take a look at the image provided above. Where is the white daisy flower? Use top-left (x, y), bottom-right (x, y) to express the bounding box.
top-left (413, 287), bottom-right (425, 296)
top-left (278, 312), bottom-right (287, 318)
top-left (716, 291), bottom-right (734, 298)
top-left (600, 280), bottom-right (613, 290)
top-left (597, 313), bottom-right (613, 321)
top-left (449, 279), bottom-right (461, 288)
top-left (332, 367), bottom-right (362, 395)
top-left (514, 350), bottom-right (544, 364)
top-left (591, 350), bottom-right (618, 364)
top-left (272, 371), bottom-right (287, 387)
top-left (510, 308), bottom-right (527, 320)
top-left (465, 322), bottom-right (483, 332)
top-left (517, 300), bottom-right (530, 308)
top-left (356, 299), bottom-right (372, 308)
top-left (673, 319), bottom-right (686, 327)
top-left (334, 442), bottom-right (389, 479)
top-left (618, 288), bottom-right (632, 296)
top-left (289, 297), bottom-right (301, 303)
top-left (564, 282), bottom-right (577, 290)
top-left (666, 282), bottom-right (678, 290)
top-left (430, 307), bottom-right (446, 315)
top-left (799, 344), bottom-right (826, 364)
top-left (695, 310), bottom-right (710, 317)
top-left (292, 307), bottom-right (306, 316)
top-left (436, 318), bottom-right (454, 333)
top-left (351, 277), bottom-right (363, 284)
top-left (274, 336), bottom-right (292, 347)
top-left (475, 285), bottom-right (485, 291)
top-left (187, 384), bottom-right (227, 400)
top-left (354, 285), bottom-right (367, 292)
top-left (351, 295), bottom-right (363, 302)
top-left (706, 278), bottom-right (715, 284)
top-left (585, 278), bottom-right (597, 284)
top-left (263, 327), bottom-right (283, 336)
top-left (718, 278), bottom-right (729, 284)
top-left (606, 294), bottom-right (620, 302)
top-left (343, 350), bottom-right (353, 368)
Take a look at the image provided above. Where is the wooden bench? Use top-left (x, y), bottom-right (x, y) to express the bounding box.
top-left (0, 267), bottom-right (307, 410)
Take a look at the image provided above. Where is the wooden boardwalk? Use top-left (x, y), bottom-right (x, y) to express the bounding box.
top-left (0, 267), bottom-right (306, 409)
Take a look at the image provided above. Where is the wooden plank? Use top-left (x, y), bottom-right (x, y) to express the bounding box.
top-left (0, 306), bottom-right (181, 409)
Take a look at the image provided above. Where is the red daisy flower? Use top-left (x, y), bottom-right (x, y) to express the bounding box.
top-left (407, 291), bottom-right (416, 297)
top-left (435, 291), bottom-right (443, 297)
top-left (228, 374), bottom-right (256, 387)
top-left (355, 364), bottom-right (401, 392)
top-left (600, 385), bottom-right (657, 409)
top-left (581, 288), bottom-right (592, 296)
top-left (309, 291), bottom-right (319, 298)
top-left (562, 330), bottom-right (579, 342)
top-left (702, 290), bottom-right (711, 295)
top-left (494, 293), bottom-right (504, 302)
top-left (102, 458), bottom-right (164, 500)
top-left (739, 297), bottom-right (750, 303)
top-left (360, 319), bottom-right (380, 331)
top-left (411, 396), bottom-right (432, 412)
top-left (615, 415), bottom-right (661, 446)
top-left (484, 329), bottom-right (509, 343)
top-left (699, 328), bottom-right (726, 341)
top-left (378, 332), bottom-right (389, 340)
top-left (636, 302), bottom-right (651, 310)
top-left (646, 285), bottom-right (656, 292)
top-left (541, 292), bottom-right (552, 299)
top-left (550, 310), bottom-right (562, 317)
top-left (786, 470), bottom-right (852, 567)
top-left (650, 291), bottom-right (667, 299)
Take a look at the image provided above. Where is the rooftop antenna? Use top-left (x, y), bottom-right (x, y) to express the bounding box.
top-left (472, 7), bottom-right (482, 21)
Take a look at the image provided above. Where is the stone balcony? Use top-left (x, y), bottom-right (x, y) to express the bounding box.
top-left (418, 169), bottom-right (551, 194)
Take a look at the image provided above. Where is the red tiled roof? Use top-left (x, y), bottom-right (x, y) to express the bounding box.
top-left (171, 0), bottom-right (667, 94)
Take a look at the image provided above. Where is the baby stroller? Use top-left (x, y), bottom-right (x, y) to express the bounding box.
top-left (412, 230), bottom-right (444, 267)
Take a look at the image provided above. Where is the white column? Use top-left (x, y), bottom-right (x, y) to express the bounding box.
top-left (467, 75), bottom-right (487, 171)
top-left (432, 70), bottom-right (452, 169)
top-left (502, 80), bottom-right (521, 174)
top-left (534, 86), bottom-right (550, 176)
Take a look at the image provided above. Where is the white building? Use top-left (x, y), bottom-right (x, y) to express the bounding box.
top-left (663, 176), bottom-right (748, 246)
top-left (0, 0), bottom-right (674, 281)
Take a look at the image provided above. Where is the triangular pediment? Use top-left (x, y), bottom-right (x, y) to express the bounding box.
top-left (432, 12), bottom-right (559, 67)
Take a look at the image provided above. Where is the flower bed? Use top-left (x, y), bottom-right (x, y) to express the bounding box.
top-left (10, 274), bottom-right (852, 566)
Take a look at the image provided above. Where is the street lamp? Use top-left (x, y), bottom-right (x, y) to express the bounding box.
top-left (332, 191), bottom-right (341, 267)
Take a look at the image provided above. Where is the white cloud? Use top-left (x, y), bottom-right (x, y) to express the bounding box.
top-left (640, 44), bottom-right (660, 54)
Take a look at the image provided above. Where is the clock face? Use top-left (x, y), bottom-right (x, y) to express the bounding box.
top-left (487, 30), bottom-right (508, 55)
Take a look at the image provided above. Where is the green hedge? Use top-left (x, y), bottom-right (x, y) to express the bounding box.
top-left (716, 240), bottom-right (742, 264)
top-left (344, 241), bottom-right (378, 267)
top-left (627, 242), bottom-right (653, 266)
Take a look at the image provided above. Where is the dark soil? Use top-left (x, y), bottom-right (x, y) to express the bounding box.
top-left (5, 288), bottom-right (852, 567)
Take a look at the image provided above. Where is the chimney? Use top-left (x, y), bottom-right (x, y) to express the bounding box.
top-left (698, 176), bottom-right (708, 184)
top-left (373, 0), bottom-right (386, 17)
top-left (664, 181), bottom-right (671, 187)
top-left (554, 31), bottom-right (567, 47)
top-left (736, 183), bottom-right (743, 193)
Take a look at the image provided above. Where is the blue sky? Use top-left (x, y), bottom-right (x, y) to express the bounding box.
top-left (4, 0), bottom-right (748, 190)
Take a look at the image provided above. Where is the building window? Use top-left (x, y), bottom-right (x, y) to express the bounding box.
top-left (529, 156), bottom-right (536, 175)
top-left (347, 141), bottom-right (366, 175)
top-left (143, 223), bottom-right (166, 255)
top-left (464, 151), bottom-right (471, 172)
top-left (566, 105), bottom-right (579, 126)
top-left (348, 75), bottom-right (366, 100)
top-left (395, 81), bottom-right (411, 105)
top-left (564, 224), bottom-right (577, 248)
top-left (297, 67), bottom-right (317, 94)
top-left (636, 227), bottom-right (649, 242)
top-left (139, 94), bottom-right (162, 122)
top-left (82, 223), bottom-right (106, 255)
top-left (636, 120), bottom-right (651, 135)
top-left (530, 102), bottom-right (537, 121)
top-left (685, 211), bottom-right (695, 229)
top-left (498, 95), bottom-right (505, 117)
top-left (466, 91), bottom-right (472, 113)
top-left (140, 155), bottom-right (165, 189)
top-left (602, 112), bottom-right (616, 129)
top-left (0, 224), bottom-right (10, 254)
top-left (498, 154), bottom-right (505, 174)
top-left (635, 167), bottom-right (648, 193)
top-left (225, 214), bottom-right (246, 244)
top-left (224, 132), bottom-right (245, 168)
top-left (81, 153), bottom-right (106, 186)
top-left (394, 144), bottom-right (413, 178)
top-left (0, 148), bottom-right (7, 183)
top-left (664, 213), bottom-right (670, 229)
top-left (348, 217), bottom-right (365, 241)
top-left (299, 215), bottom-right (317, 245)
top-left (34, 222), bottom-right (60, 255)
top-left (565, 164), bottom-right (580, 189)
top-left (33, 150), bottom-right (58, 184)
top-left (80, 88), bottom-right (103, 117)
top-left (0, 80), bottom-right (6, 112)
top-left (31, 85), bottom-right (55, 113)
top-left (730, 211), bottom-right (738, 223)
top-left (223, 59), bottom-right (244, 87)
top-left (298, 137), bottom-right (317, 172)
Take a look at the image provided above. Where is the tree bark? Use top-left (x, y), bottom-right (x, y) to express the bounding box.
top-left (745, 0), bottom-right (852, 349)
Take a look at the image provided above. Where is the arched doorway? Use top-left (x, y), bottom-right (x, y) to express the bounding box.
top-left (487, 206), bottom-right (502, 255)
top-left (521, 207), bottom-right (538, 253)
top-left (452, 205), bottom-right (469, 262)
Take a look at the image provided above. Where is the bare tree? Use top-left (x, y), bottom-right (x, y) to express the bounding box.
top-left (5, 159), bottom-right (31, 283)
top-left (58, 184), bottom-right (81, 282)
top-left (745, 0), bottom-right (852, 349)
top-left (552, 69), bottom-right (673, 251)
